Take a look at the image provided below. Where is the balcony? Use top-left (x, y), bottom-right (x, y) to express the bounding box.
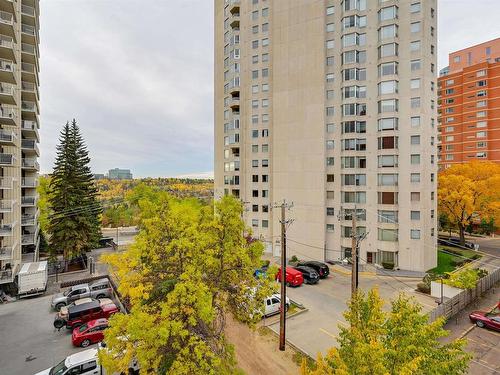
top-left (229, 0), bottom-right (240, 14)
top-left (0, 58), bottom-right (15, 84)
top-left (21, 119), bottom-right (39, 141)
top-left (21, 62), bottom-right (37, 84)
top-left (22, 157), bottom-right (39, 171)
top-left (21, 177), bottom-right (37, 188)
top-left (229, 96), bottom-right (240, 109)
top-left (22, 213), bottom-right (37, 226)
top-left (22, 233), bottom-right (35, 245)
top-left (0, 128), bottom-right (16, 145)
top-left (0, 246), bottom-right (12, 261)
top-left (0, 82), bottom-right (15, 104)
top-left (0, 152), bottom-right (14, 166)
top-left (0, 0), bottom-right (14, 14)
top-left (0, 267), bottom-right (14, 283)
top-left (0, 34), bottom-right (13, 60)
top-left (0, 199), bottom-right (14, 213)
top-left (0, 176), bottom-right (14, 189)
top-left (21, 81), bottom-right (38, 101)
top-left (21, 100), bottom-right (38, 121)
top-left (0, 223), bottom-right (13, 236)
top-left (21, 23), bottom-right (37, 44)
top-left (21, 4), bottom-right (36, 18)
top-left (21, 138), bottom-right (39, 156)
top-left (0, 106), bottom-right (16, 125)
top-left (21, 42), bottom-right (37, 65)
top-left (229, 13), bottom-right (240, 29)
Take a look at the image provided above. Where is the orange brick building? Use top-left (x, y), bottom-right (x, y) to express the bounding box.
top-left (438, 38), bottom-right (500, 168)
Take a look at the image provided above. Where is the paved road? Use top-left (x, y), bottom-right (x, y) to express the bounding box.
top-left (268, 269), bottom-right (435, 357)
top-left (471, 236), bottom-right (500, 257)
top-left (0, 295), bottom-right (83, 374)
top-left (102, 227), bottom-right (138, 246)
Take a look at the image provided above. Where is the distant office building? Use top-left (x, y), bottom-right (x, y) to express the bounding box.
top-left (438, 38), bottom-right (500, 168)
top-left (108, 168), bottom-right (133, 180)
top-left (93, 174), bottom-right (105, 180)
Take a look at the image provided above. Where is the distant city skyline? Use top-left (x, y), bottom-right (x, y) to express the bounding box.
top-left (39, 0), bottom-right (500, 178)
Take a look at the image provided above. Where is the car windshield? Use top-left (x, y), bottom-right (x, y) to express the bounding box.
top-left (78, 323), bottom-right (88, 333)
top-left (49, 359), bottom-right (68, 375)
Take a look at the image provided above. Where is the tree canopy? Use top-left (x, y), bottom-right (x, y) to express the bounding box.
top-left (100, 194), bottom-right (275, 374)
top-left (302, 289), bottom-right (471, 375)
top-left (438, 161), bottom-right (500, 244)
top-left (47, 120), bottom-right (102, 259)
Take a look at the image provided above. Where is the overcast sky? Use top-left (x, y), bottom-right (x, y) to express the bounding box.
top-left (39, 0), bottom-right (500, 178)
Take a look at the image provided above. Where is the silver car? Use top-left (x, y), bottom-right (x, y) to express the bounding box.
top-left (50, 278), bottom-right (113, 311)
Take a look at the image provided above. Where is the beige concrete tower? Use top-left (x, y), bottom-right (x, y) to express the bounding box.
top-left (215, 0), bottom-right (437, 273)
top-left (0, 0), bottom-right (40, 286)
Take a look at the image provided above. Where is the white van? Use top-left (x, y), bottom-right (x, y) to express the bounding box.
top-left (264, 294), bottom-right (290, 317)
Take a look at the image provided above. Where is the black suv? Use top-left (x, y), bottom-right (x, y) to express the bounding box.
top-left (297, 261), bottom-right (330, 278)
top-left (293, 266), bottom-right (319, 284)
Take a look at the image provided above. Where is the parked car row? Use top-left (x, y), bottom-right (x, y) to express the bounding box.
top-left (51, 278), bottom-right (113, 311)
top-left (275, 261), bottom-right (330, 287)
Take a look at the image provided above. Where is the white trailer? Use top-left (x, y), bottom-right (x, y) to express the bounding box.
top-left (17, 261), bottom-right (48, 298)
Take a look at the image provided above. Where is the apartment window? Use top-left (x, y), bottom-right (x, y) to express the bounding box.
top-left (326, 224), bottom-right (335, 232)
top-left (378, 99), bottom-right (398, 113)
top-left (379, 43), bottom-right (398, 58)
top-left (326, 56), bottom-right (334, 66)
top-left (326, 107), bottom-right (335, 117)
top-left (326, 157), bottom-right (335, 166)
top-left (378, 228), bottom-right (398, 242)
top-left (410, 79), bottom-right (420, 89)
top-left (252, 40), bottom-right (259, 49)
top-left (411, 59), bottom-right (421, 71)
top-left (252, 190), bottom-right (259, 198)
top-left (410, 2), bottom-right (421, 13)
top-left (477, 70), bottom-right (487, 77)
top-left (262, 23), bottom-right (269, 32)
top-left (252, 25), bottom-right (259, 34)
top-left (262, 129), bottom-right (269, 136)
top-left (477, 121), bottom-right (487, 128)
top-left (378, 80), bottom-right (398, 95)
top-left (327, 174), bottom-right (335, 182)
top-left (326, 140), bottom-right (335, 150)
top-left (252, 219), bottom-right (258, 227)
top-left (410, 135), bottom-right (420, 145)
top-left (252, 55), bottom-right (258, 64)
top-left (410, 173), bottom-right (420, 183)
top-left (378, 117), bottom-right (398, 131)
top-left (262, 38), bottom-right (269, 47)
top-left (378, 173), bottom-right (398, 186)
top-left (378, 192), bottom-right (398, 204)
top-left (342, 191), bottom-right (366, 204)
top-left (261, 220), bottom-right (268, 228)
top-left (411, 116), bottom-right (420, 127)
top-left (410, 40), bottom-right (421, 52)
top-left (477, 142), bottom-right (487, 148)
top-left (262, 205), bottom-right (269, 213)
top-left (262, 99), bottom-right (269, 107)
top-left (252, 145), bottom-right (258, 153)
top-left (342, 121), bottom-right (366, 134)
top-left (378, 155), bottom-right (398, 167)
top-left (411, 154), bottom-right (420, 165)
top-left (327, 191), bottom-right (335, 199)
top-left (379, 24), bottom-right (398, 40)
top-left (326, 207), bottom-right (335, 216)
top-left (445, 126), bottom-right (454, 132)
top-left (477, 131), bottom-right (487, 138)
top-left (326, 73), bottom-right (335, 83)
top-left (477, 80), bottom-right (487, 87)
top-left (262, 175), bottom-right (269, 182)
top-left (252, 130), bottom-right (258, 138)
top-left (262, 53), bottom-right (269, 62)
top-left (252, 175), bottom-right (259, 183)
top-left (262, 7), bottom-right (269, 17)
top-left (262, 144), bottom-right (269, 153)
top-left (327, 40), bottom-right (335, 49)
top-left (378, 210), bottom-right (398, 224)
top-left (326, 90), bottom-right (335, 100)
top-left (326, 23), bottom-right (334, 32)
top-left (410, 22), bottom-right (421, 33)
top-left (378, 136), bottom-right (398, 149)
top-left (477, 100), bottom-right (487, 108)
top-left (262, 190), bottom-right (269, 198)
top-left (477, 90), bottom-right (487, 97)
top-left (379, 62), bottom-right (398, 76)
top-left (410, 97), bottom-right (421, 108)
top-left (411, 192), bottom-right (420, 202)
top-left (262, 114), bottom-right (269, 123)
top-left (326, 123), bottom-right (335, 133)
top-left (326, 6), bottom-right (335, 16)
top-left (410, 230), bottom-right (421, 240)
top-left (252, 85), bottom-right (259, 94)
top-left (379, 6), bottom-right (398, 21)
top-left (342, 174), bottom-right (366, 186)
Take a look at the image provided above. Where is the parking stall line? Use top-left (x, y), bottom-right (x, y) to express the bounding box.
top-left (319, 328), bottom-right (338, 340)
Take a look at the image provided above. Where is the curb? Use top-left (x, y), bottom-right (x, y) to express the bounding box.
top-left (332, 267), bottom-right (376, 277)
top-left (459, 325), bottom-right (475, 338)
top-left (263, 326), bottom-right (315, 361)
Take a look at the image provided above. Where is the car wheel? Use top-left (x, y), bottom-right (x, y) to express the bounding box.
top-left (53, 319), bottom-right (65, 330)
top-left (81, 339), bottom-right (91, 348)
top-left (286, 282), bottom-right (290, 287)
top-left (96, 294), bottom-right (105, 299)
top-left (476, 320), bottom-right (485, 328)
top-left (55, 302), bottom-right (66, 311)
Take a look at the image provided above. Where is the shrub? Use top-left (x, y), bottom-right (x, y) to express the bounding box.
top-left (417, 282), bottom-right (431, 294)
top-left (382, 262), bottom-right (394, 270)
top-left (290, 255), bottom-right (299, 263)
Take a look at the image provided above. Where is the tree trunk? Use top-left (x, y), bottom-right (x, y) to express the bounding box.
top-left (459, 225), bottom-right (466, 246)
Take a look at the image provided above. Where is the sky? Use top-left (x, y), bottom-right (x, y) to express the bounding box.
top-left (39, 0), bottom-right (500, 178)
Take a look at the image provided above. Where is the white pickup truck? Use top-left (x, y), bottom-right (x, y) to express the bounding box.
top-left (34, 348), bottom-right (139, 375)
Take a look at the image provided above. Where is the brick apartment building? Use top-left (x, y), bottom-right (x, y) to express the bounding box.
top-left (438, 38), bottom-right (500, 168)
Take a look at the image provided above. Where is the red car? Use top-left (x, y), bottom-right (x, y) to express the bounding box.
top-left (276, 267), bottom-right (304, 287)
top-left (54, 300), bottom-right (119, 330)
top-left (469, 310), bottom-right (500, 331)
top-left (72, 318), bottom-right (109, 347)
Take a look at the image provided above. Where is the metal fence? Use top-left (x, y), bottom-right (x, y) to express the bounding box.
top-left (47, 255), bottom-right (88, 276)
top-left (429, 267), bottom-right (500, 322)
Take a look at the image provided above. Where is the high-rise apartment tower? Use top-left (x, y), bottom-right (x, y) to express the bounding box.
top-left (0, 0), bottom-right (40, 286)
top-left (215, 0), bottom-right (437, 272)
top-left (438, 37), bottom-right (500, 168)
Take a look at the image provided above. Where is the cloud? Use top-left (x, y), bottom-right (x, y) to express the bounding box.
top-left (39, 0), bottom-right (214, 178)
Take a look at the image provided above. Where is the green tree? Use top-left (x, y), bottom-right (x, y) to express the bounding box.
top-left (100, 194), bottom-right (275, 374)
top-left (302, 289), bottom-right (471, 375)
top-left (47, 120), bottom-right (102, 260)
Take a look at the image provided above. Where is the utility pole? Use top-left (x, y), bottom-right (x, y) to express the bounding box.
top-left (351, 206), bottom-right (358, 299)
top-left (274, 200), bottom-right (293, 351)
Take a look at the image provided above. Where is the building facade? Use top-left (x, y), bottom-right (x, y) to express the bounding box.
top-left (215, 0), bottom-right (437, 272)
top-left (108, 168), bottom-right (133, 180)
top-left (438, 38), bottom-right (500, 167)
top-left (0, 0), bottom-right (40, 286)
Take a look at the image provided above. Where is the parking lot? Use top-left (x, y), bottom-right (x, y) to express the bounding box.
top-left (268, 267), bottom-right (436, 357)
top-left (0, 294), bottom-right (98, 375)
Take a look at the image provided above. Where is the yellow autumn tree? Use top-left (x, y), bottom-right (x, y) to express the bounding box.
top-left (438, 161), bottom-right (500, 245)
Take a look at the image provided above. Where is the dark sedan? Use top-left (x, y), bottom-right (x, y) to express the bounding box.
top-left (469, 310), bottom-right (500, 331)
top-left (297, 261), bottom-right (330, 278)
top-left (292, 266), bottom-right (319, 285)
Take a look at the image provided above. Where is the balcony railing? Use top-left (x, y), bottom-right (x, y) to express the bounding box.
top-left (21, 62), bottom-right (35, 73)
top-left (21, 196), bottom-right (37, 206)
top-left (21, 43), bottom-right (35, 55)
top-left (22, 120), bottom-right (37, 130)
top-left (21, 24), bottom-right (35, 36)
top-left (0, 129), bottom-right (15, 142)
top-left (0, 268), bottom-right (13, 280)
top-left (0, 107), bottom-right (16, 120)
top-left (0, 199), bottom-right (14, 212)
top-left (21, 177), bottom-right (37, 187)
top-left (22, 81), bottom-right (36, 92)
top-left (22, 158), bottom-right (39, 170)
top-left (0, 59), bottom-right (14, 72)
top-left (22, 233), bottom-right (35, 245)
top-left (0, 177), bottom-right (13, 189)
top-left (0, 153), bottom-right (14, 165)
top-left (0, 35), bottom-right (13, 49)
top-left (0, 246), bottom-right (12, 260)
top-left (0, 82), bottom-right (14, 95)
top-left (22, 138), bottom-right (38, 150)
top-left (22, 101), bottom-right (37, 112)
top-left (0, 11), bottom-right (13, 26)
top-left (22, 214), bottom-right (36, 226)
top-left (0, 224), bottom-right (13, 236)
top-left (21, 5), bottom-right (36, 17)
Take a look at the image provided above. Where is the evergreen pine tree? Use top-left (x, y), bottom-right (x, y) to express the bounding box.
top-left (47, 120), bottom-right (102, 261)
